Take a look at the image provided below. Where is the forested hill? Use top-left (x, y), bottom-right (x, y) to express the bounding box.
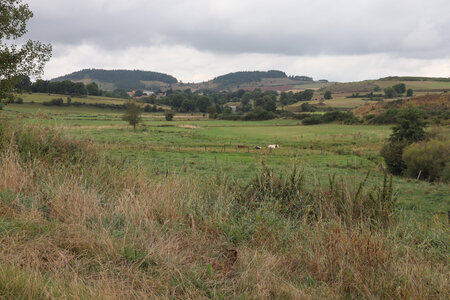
top-left (52, 69), bottom-right (178, 90)
top-left (213, 70), bottom-right (288, 87)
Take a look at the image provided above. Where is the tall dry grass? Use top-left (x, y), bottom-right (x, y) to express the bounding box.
top-left (0, 120), bottom-right (448, 299)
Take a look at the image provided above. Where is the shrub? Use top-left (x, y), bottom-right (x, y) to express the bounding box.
top-left (389, 106), bottom-right (426, 143)
top-left (164, 112), bottom-right (174, 121)
top-left (380, 141), bottom-right (408, 175)
top-left (321, 111), bottom-right (360, 124)
top-left (43, 98), bottom-right (64, 106)
top-left (368, 109), bottom-right (402, 124)
top-left (302, 115), bottom-right (322, 125)
top-left (402, 139), bottom-right (449, 182)
top-left (243, 109), bottom-right (275, 121)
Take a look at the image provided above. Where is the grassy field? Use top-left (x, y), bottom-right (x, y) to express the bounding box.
top-left (15, 93), bottom-right (127, 105)
top-left (3, 104), bottom-right (448, 216)
top-left (1, 103), bottom-right (448, 298)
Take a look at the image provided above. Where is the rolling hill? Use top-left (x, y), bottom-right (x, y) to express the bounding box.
top-left (52, 69), bottom-right (178, 91)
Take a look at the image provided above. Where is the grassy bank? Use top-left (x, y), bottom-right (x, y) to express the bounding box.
top-left (0, 120), bottom-right (448, 298)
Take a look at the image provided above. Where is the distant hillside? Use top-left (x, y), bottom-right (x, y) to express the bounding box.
top-left (352, 93), bottom-right (450, 117)
top-left (212, 70), bottom-right (287, 88)
top-left (52, 69), bottom-right (178, 91)
top-left (379, 76), bottom-right (450, 82)
top-left (320, 77), bottom-right (450, 94)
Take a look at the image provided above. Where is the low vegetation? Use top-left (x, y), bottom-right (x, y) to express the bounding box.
top-left (0, 118), bottom-right (448, 299)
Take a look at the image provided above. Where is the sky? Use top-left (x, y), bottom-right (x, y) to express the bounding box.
top-left (23, 0), bottom-right (450, 82)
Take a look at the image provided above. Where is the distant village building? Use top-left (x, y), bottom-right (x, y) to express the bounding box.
top-left (229, 105), bottom-right (238, 112)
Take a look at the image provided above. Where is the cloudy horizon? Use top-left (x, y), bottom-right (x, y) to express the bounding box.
top-left (23, 0), bottom-right (450, 82)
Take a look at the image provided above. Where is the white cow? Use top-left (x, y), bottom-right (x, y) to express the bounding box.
top-left (267, 144), bottom-right (280, 149)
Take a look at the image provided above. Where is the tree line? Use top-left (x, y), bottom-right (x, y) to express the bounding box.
top-left (14, 76), bottom-right (131, 98)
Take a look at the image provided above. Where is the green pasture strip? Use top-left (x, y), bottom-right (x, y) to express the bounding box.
top-left (15, 93), bottom-right (126, 104)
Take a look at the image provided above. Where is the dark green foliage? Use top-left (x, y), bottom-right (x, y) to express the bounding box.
top-left (381, 107), bottom-right (427, 175)
top-left (86, 82), bottom-right (101, 96)
top-left (384, 87), bottom-right (396, 98)
top-left (43, 98), bottom-right (63, 106)
top-left (294, 89), bottom-right (314, 101)
top-left (13, 75), bottom-right (32, 92)
top-left (52, 69), bottom-right (178, 88)
top-left (406, 89), bottom-right (413, 97)
top-left (300, 102), bottom-right (316, 112)
top-left (0, 0), bottom-right (52, 104)
top-left (324, 90), bottom-right (332, 99)
top-left (380, 141), bottom-right (408, 175)
top-left (302, 111), bottom-right (360, 125)
top-left (213, 70), bottom-right (287, 87)
top-left (321, 111), bottom-right (360, 124)
top-left (367, 109), bottom-right (402, 124)
top-left (196, 96), bottom-right (212, 113)
top-left (243, 108), bottom-right (276, 120)
top-left (393, 83), bottom-right (406, 94)
top-left (302, 115), bottom-right (322, 125)
top-left (32, 80), bottom-right (87, 96)
top-left (164, 112), bottom-right (174, 121)
top-left (389, 106), bottom-right (426, 143)
top-left (402, 139), bottom-right (449, 182)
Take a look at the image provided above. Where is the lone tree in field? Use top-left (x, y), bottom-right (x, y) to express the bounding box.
top-left (0, 0), bottom-right (52, 105)
top-left (324, 90), bottom-right (332, 99)
top-left (122, 101), bottom-right (142, 130)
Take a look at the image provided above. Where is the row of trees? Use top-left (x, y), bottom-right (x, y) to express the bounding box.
top-left (279, 90), bottom-right (315, 108)
top-left (16, 78), bottom-right (102, 97)
top-left (384, 83), bottom-right (413, 98)
top-left (15, 76), bottom-right (129, 99)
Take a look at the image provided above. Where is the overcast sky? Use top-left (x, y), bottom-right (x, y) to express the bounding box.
top-left (23, 0), bottom-right (450, 82)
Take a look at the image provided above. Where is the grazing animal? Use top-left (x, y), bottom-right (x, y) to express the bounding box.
top-left (254, 146), bottom-right (262, 150)
top-left (267, 144), bottom-right (280, 149)
top-left (237, 145), bottom-right (249, 149)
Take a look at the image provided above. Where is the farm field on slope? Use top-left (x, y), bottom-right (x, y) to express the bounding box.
top-left (3, 105), bottom-right (449, 217)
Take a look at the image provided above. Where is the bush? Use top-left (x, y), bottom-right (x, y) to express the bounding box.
top-left (321, 111), bottom-right (360, 124)
top-left (402, 139), bottom-right (449, 182)
top-left (302, 115), bottom-right (322, 125)
top-left (43, 98), bottom-right (64, 106)
top-left (368, 109), bottom-right (402, 124)
top-left (243, 109), bottom-right (276, 121)
top-left (164, 112), bottom-right (174, 121)
top-left (380, 141), bottom-right (408, 175)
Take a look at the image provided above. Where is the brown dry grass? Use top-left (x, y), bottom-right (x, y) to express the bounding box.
top-left (0, 120), bottom-right (448, 299)
top-left (352, 93), bottom-right (450, 117)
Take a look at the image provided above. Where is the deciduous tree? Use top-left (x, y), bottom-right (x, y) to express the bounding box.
top-left (1, 0), bottom-right (52, 104)
top-left (122, 101), bottom-right (142, 130)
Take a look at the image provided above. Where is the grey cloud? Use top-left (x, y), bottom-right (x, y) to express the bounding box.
top-left (25, 0), bottom-right (450, 59)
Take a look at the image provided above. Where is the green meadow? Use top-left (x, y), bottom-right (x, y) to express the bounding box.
top-left (3, 103), bottom-right (448, 217)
